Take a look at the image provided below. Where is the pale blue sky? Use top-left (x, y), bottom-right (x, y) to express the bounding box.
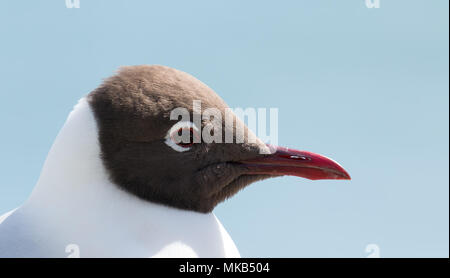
top-left (0, 1), bottom-right (448, 257)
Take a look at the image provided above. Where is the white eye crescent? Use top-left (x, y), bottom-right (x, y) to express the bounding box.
top-left (164, 121), bottom-right (200, 152)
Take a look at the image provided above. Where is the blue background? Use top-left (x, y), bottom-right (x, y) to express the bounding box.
top-left (0, 1), bottom-right (448, 257)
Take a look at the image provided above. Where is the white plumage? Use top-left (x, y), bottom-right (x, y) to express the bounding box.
top-left (0, 98), bottom-right (240, 258)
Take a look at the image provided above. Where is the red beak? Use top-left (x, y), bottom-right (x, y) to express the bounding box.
top-left (240, 146), bottom-right (351, 180)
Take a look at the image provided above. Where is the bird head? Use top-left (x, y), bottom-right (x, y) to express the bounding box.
top-left (88, 65), bottom-right (350, 213)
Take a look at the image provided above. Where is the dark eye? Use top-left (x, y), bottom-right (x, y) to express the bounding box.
top-left (171, 127), bottom-right (199, 148)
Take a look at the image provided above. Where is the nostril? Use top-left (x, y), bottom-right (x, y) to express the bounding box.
top-left (280, 155), bottom-right (311, 161)
top-left (294, 155), bottom-right (310, 161)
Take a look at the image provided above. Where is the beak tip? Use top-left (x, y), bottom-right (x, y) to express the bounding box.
top-left (339, 168), bottom-right (351, 180)
top-left (335, 167), bottom-right (351, 180)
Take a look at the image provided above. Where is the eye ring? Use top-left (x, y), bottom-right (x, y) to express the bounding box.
top-left (164, 121), bottom-right (200, 152)
top-left (170, 127), bottom-right (200, 148)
